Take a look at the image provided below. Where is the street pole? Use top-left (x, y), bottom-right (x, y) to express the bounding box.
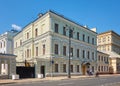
top-left (68, 29), bottom-right (72, 78)
top-left (50, 56), bottom-right (52, 77)
top-left (50, 56), bottom-right (54, 77)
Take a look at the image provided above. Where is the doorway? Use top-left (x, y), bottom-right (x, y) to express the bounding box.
top-left (82, 65), bottom-right (86, 75)
top-left (16, 66), bottom-right (35, 78)
top-left (41, 66), bottom-right (45, 78)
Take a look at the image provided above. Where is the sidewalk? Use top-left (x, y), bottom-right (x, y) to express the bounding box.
top-left (0, 74), bottom-right (119, 85)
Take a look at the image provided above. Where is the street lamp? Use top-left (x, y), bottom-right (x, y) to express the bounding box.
top-left (67, 27), bottom-right (74, 78)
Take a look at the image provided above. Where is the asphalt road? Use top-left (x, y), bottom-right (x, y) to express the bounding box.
top-left (3, 76), bottom-right (120, 86)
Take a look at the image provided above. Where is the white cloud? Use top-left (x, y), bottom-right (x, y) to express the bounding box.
top-left (11, 24), bottom-right (22, 31)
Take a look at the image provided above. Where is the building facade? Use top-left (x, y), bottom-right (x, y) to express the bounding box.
top-left (14, 10), bottom-right (97, 77)
top-left (97, 31), bottom-right (120, 54)
top-left (97, 51), bottom-right (109, 74)
top-left (97, 31), bottom-right (120, 73)
top-left (0, 30), bottom-right (18, 54)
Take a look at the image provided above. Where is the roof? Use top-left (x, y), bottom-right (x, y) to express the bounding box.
top-left (98, 30), bottom-right (120, 37)
top-left (0, 53), bottom-right (17, 57)
top-left (15, 10), bottom-right (97, 36)
top-left (100, 51), bottom-right (120, 58)
top-left (97, 50), bottom-right (109, 56)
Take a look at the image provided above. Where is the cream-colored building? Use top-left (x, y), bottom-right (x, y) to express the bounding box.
top-left (97, 31), bottom-right (120, 54)
top-left (14, 10), bottom-right (97, 78)
top-left (97, 31), bottom-right (120, 73)
top-left (97, 51), bottom-right (109, 74)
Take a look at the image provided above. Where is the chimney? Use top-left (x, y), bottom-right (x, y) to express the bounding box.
top-left (91, 28), bottom-right (97, 32)
top-left (84, 25), bottom-right (88, 28)
top-left (38, 13), bottom-right (43, 18)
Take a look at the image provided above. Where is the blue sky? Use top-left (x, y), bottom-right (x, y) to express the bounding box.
top-left (0, 0), bottom-right (120, 34)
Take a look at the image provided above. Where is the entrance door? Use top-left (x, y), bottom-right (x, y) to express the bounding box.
top-left (82, 65), bottom-right (86, 75)
top-left (41, 66), bottom-right (45, 78)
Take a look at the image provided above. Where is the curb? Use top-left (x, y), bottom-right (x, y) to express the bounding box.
top-left (0, 75), bottom-right (119, 85)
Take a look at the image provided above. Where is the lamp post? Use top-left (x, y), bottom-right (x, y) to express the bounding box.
top-left (68, 28), bottom-right (73, 78)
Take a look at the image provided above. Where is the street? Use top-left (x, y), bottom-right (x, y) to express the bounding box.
top-left (3, 75), bottom-right (120, 86)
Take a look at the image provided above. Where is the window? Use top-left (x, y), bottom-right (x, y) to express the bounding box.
top-left (98, 55), bottom-right (100, 61)
top-left (4, 41), bottom-right (5, 47)
top-left (16, 42), bottom-right (17, 48)
top-left (92, 52), bottom-right (94, 60)
top-left (27, 32), bottom-right (29, 39)
top-left (36, 47), bottom-right (38, 56)
top-left (83, 34), bottom-right (85, 42)
top-left (88, 36), bottom-right (90, 43)
top-left (92, 38), bottom-right (94, 45)
top-left (63, 64), bottom-right (66, 72)
top-left (55, 44), bottom-right (58, 54)
top-left (77, 32), bottom-right (79, 40)
top-left (55, 23), bottom-right (59, 33)
top-left (77, 65), bottom-right (79, 72)
top-left (98, 66), bottom-right (100, 71)
top-left (77, 49), bottom-right (79, 58)
top-left (27, 49), bottom-right (29, 58)
top-left (63, 27), bottom-right (66, 35)
top-left (92, 66), bottom-right (94, 72)
top-left (71, 65), bottom-right (73, 72)
top-left (55, 64), bottom-right (58, 72)
top-left (63, 46), bottom-right (66, 56)
top-left (87, 51), bottom-right (90, 59)
top-left (108, 36), bottom-right (110, 41)
top-left (71, 47), bottom-right (73, 57)
top-left (35, 28), bottom-right (38, 37)
top-left (82, 50), bottom-right (85, 58)
top-left (1, 42), bottom-right (2, 48)
top-left (102, 37), bottom-right (106, 42)
top-left (42, 44), bottom-right (45, 55)
top-left (25, 51), bottom-right (26, 58)
top-left (20, 40), bottom-right (22, 46)
top-left (101, 66), bottom-right (103, 71)
top-left (104, 57), bottom-right (106, 62)
top-left (101, 56), bottom-right (103, 61)
top-left (106, 57), bottom-right (108, 62)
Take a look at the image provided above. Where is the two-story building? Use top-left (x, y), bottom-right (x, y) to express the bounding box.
top-left (97, 51), bottom-right (109, 74)
top-left (14, 10), bottom-right (97, 78)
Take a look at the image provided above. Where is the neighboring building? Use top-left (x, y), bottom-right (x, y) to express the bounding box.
top-left (97, 30), bottom-right (120, 74)
top-left (14, 10), bottom-right (97, 78)
top-left (0, 30), bottom-right (18, 54)
top-left (97, 30), bottom-right (120, 54)
top-left (97, 51), bottom-right (109, 74)
top-left (0, 53), bottom-right (16, 79)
